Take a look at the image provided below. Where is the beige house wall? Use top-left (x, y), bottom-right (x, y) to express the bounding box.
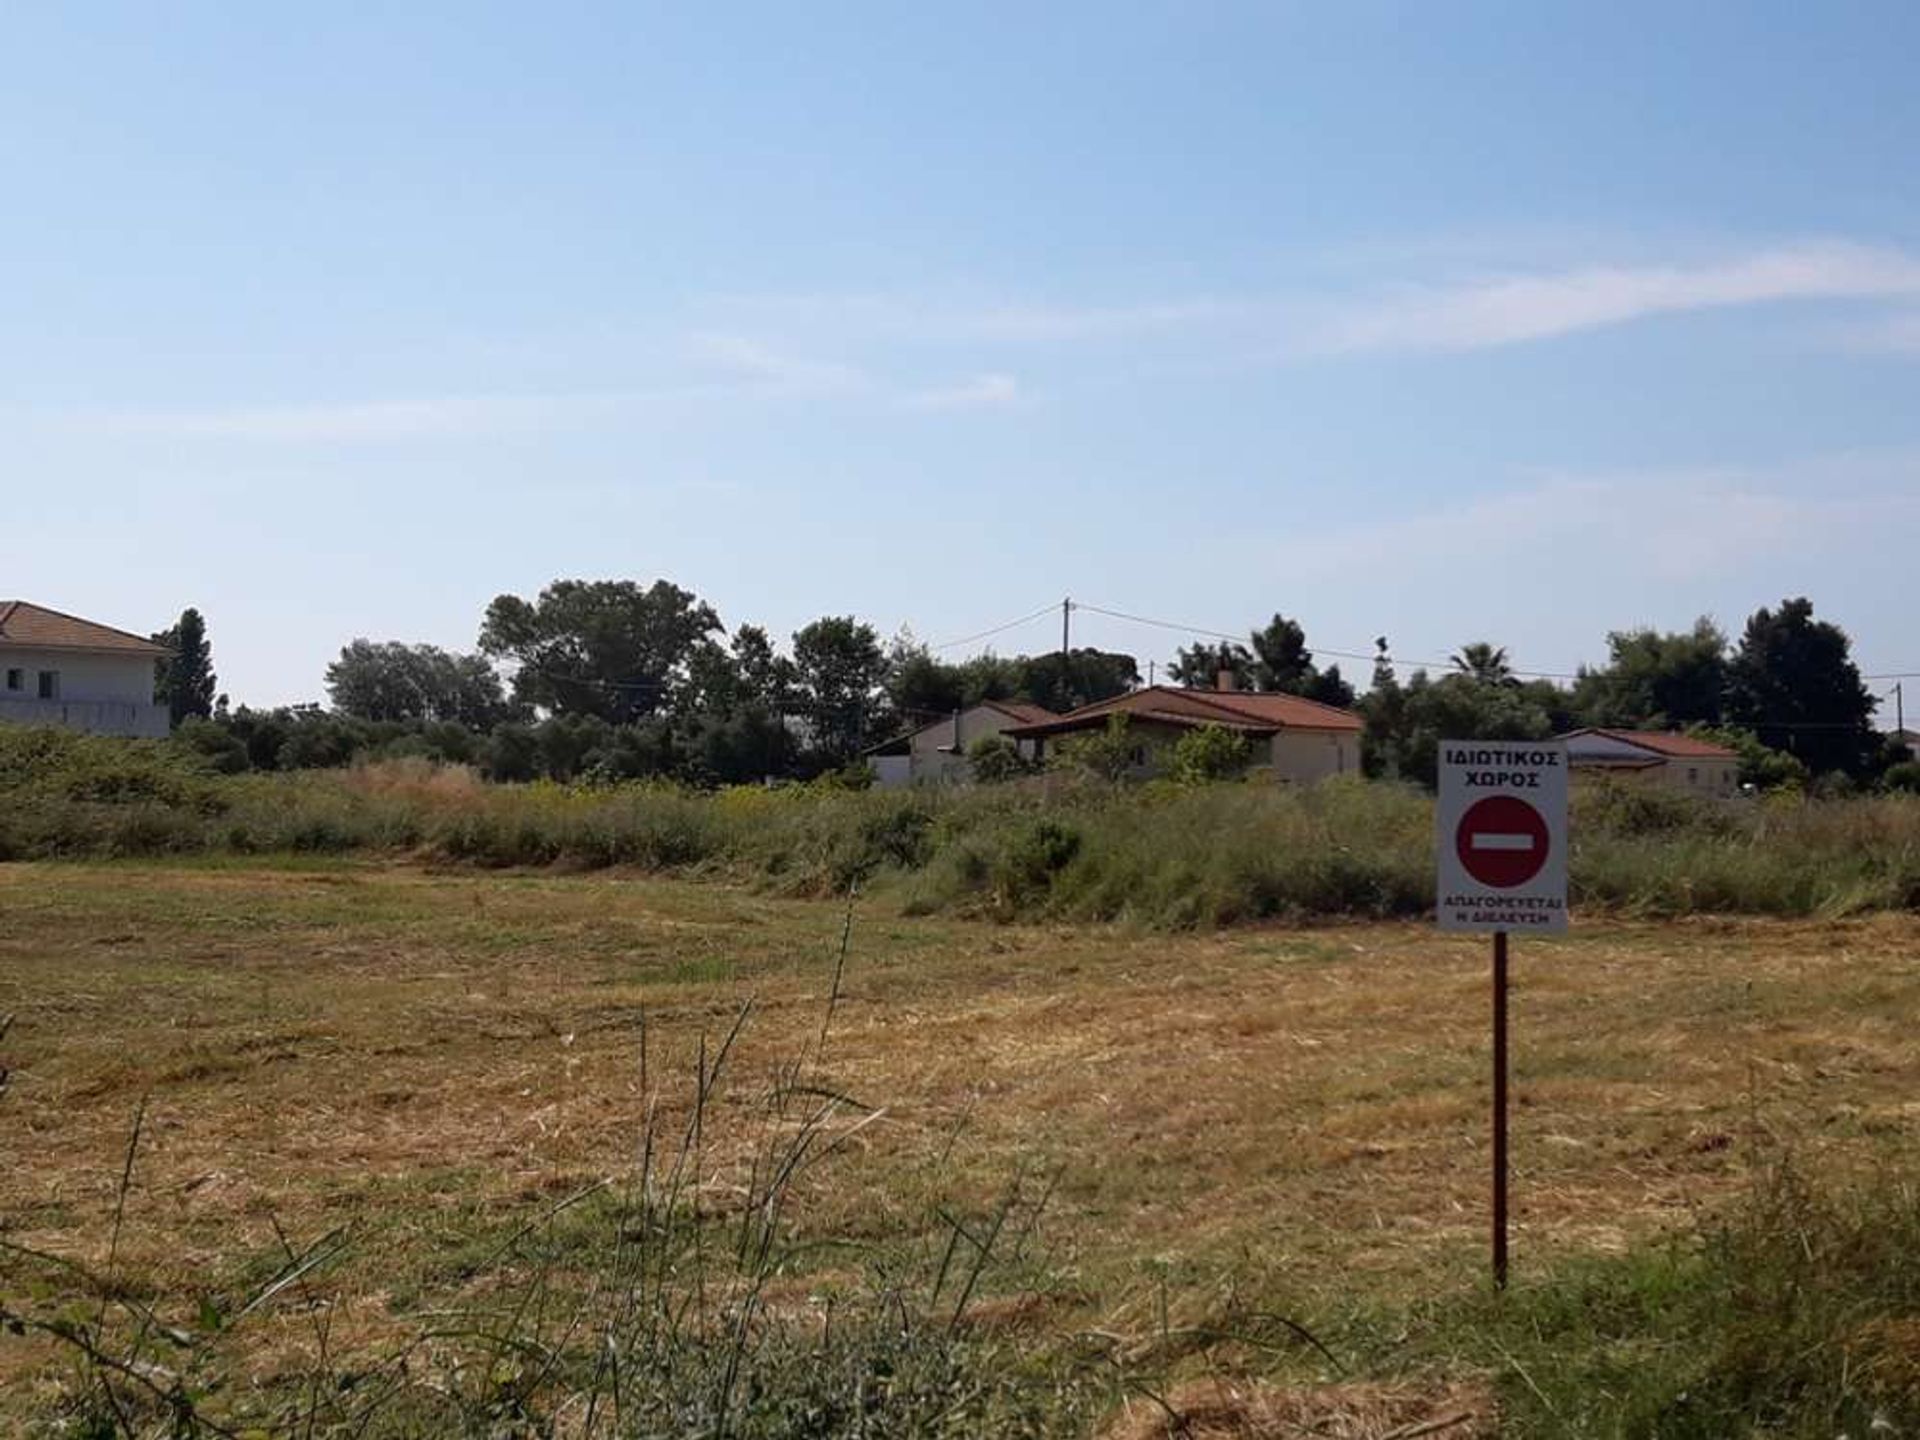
top-left (1575, 756), bottom-right (1740, 796)
top-left (1035, 722), bottom-right (1359, 783)
top-left (901, 705), bottom-right (1043, 785)
top-left (1649, 755), bottom-right (1739, 796)
top-left (1263, 729), bottom-right (1359, 783)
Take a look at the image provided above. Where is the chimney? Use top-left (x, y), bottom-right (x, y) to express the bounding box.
top-left (1216, 668), bottom-right (1237, 692)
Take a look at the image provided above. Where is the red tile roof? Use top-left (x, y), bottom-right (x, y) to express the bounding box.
top-left (1182, 688), bottom-right (1365, 732)
top-left (1562, 728), bottom-right (1739, 760)
top-left (0, 600), bottom-right (171, 657)
top-left (979, 698), bottom-right (1057, 725)
top-left (1004, 685), bottom-right (1362, 738)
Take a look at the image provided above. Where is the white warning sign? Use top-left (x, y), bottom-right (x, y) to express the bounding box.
top-left (1435, 742), bottom-right (1569, 933)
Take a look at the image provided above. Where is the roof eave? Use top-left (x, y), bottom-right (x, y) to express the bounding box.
top-left (0, 640), bottom-right (172, 659)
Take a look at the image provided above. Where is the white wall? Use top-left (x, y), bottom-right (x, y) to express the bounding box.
top-left (0, 648), bottom-right (166, 737)
top-left (0, 648), bottom-right (157, 705)
top-left (0, 698), bottom-right (170, 739)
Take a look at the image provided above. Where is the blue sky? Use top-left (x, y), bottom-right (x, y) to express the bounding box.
top-left (5, 3), bottom-right (1918, 707)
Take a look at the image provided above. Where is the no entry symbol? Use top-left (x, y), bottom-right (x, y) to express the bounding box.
top-left (1454, 795), bottom-right (1550, 889)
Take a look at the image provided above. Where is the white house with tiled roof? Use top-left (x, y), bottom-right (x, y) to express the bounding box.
top-left (0, 601), bottom-right (171, 738)
top-left (1559, 727), bottom-right (1740, 796)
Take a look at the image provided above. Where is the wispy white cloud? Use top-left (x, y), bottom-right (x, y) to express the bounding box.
top-left (684, 332), bottom-right (869, 393)
top-left (66, 334), bottom-right (873, 444)
top-left (947, 301), bottom-right (1241, 343)
top-left (68, 343), bottom-right (1020, 446)
top-left (89, 393), bottom-right (626, 443)
top-left (699, 292), bottom-right (1253, 347)
top-left (1273, 450), bottom-right (1920, 589)
top-left (707, 239), bottom-right (1920, 361)
top-left (1316, 242), bottom-right (1920, 354)
top-left (63, 240), bottom-right (1920, 449)
top-left (904, 372), bottom-right (1021, 411)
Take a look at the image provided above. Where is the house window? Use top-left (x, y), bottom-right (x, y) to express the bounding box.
top-left (1687, 767), bottom-right (1698, 784)
top-left (37, 670), bottom-right (59, 700)
top-left (3, 667), bottom-right (21, 692)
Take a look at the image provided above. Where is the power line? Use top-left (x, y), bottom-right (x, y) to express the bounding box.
top-left (928, 603), bottom-right (1060, 653)
top-left (1069, 602), bottom-right (1248, 649)
top-left (1073, 600), bottom-right (1588, 680)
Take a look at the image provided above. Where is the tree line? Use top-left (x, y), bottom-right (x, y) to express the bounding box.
top-left (153, 580), bottom-right (1143, 785)
top-left (1356, 601), bottom-right (1899, 790)
top-left (147, 584), bottom-right (1911, 791)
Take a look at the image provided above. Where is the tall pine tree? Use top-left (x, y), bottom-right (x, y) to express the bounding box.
top-left (152, 607), bottom-right (217, 725)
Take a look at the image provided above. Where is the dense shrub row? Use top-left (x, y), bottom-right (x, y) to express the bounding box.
top-left (4, 727), bottom-right (1919, 925)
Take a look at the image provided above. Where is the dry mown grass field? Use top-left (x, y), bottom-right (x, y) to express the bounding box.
top-left (3, 858), bottom-right (1918, 1431)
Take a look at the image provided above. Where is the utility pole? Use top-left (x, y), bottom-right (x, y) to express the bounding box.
top-left (1898, 681), bottom-right (1905, 740)
top-left (1054, 597), bottom-right (1076, 711)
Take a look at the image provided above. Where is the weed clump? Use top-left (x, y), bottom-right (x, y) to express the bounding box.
top-left (1, 976), bottom-right (1108, 1437)
top-left (1425, 1158), bottom-right (1920, 1436)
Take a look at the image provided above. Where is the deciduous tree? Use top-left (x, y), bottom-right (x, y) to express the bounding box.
top-left (1014, 649), bottom-right (1138, 713)
top-left (478, 579), bottom-right (722, 722)
top-left (1572, 619), bottom-right (1728, 728)
top-left (1359, 670), bottom-right (1554, 787)
top-left (325, 640), bottom-right (510, 727)
top-left (792, 616), bottom-right (890, 764)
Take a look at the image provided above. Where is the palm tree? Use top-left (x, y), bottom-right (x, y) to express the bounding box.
top-left (1450, 642), bottom-right (1515, 686)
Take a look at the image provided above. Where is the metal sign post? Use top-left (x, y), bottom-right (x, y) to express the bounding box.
top-left (1436, 742), bottom-right (1568, 1289)
top-left (1492, 929), bottom-right (1509, 1288)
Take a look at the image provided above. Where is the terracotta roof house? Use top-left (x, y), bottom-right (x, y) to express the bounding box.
top-left (1559, 727), bottom-right (1740, 796)
top-left (866, 698), bottom-right (1057, 787)
top-left (1002, 679), bottom-right (1363, 783)
top-left (0, 601), bottom-right (172, 738)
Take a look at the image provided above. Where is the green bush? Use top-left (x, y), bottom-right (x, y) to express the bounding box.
top-left (6, 729), bottom-right (1920, 927)
top-left (967, 733), bottom-right (1028, 783)
top-left (1883, 759), bottom-right (1920, 794)
top-left (1167, 722), bottom-right (1251, 784)
top-left (1049, 713), bottom-right (1135, 781)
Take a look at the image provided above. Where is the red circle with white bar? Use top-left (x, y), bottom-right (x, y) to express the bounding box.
top-left (1455, 795), bottom-right (1550, 888)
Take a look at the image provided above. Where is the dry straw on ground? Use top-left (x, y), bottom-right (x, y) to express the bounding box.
top-left (2, 859), bottom-right (1918, 1423)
